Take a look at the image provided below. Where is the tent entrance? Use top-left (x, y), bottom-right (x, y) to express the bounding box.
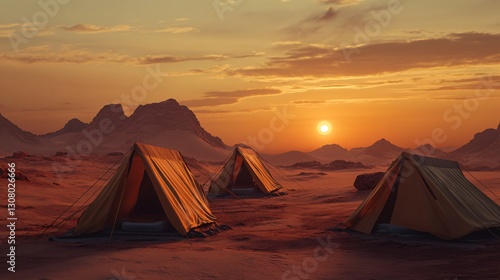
top-left (121, 171), bottom-right (175, 232)
top-left (230, 162), bottom-right (260, 195)
top-left (108, 154), bottom-right (176, 233)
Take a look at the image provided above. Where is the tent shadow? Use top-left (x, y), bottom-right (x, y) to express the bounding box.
top-left (330, 225), bottom-right (500, 250)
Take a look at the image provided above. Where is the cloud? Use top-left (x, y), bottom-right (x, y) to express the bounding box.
top-left (181, 88), bottom-right (282, 107)
top-left (2, 44), bottom-right (263, 66)
top-left (285, 7), bottom-right (338, 37)
top-left (272, 41), bottom-right (303, 48)
top-left (59, 24), bottom-right (131, 33)
top-left (313, 7), bottom-right (338, 21)
top-left (426, 75), bottom-right (500, 91)
top-left (226, 33), bottom-right (500, 78)
top-left (0, 23), bottom-right (55, 39)
top-left (151, 26), bottom-right (198, 34)
top-left (317, 0), bottom-right (361, 5)
top-left (136, 52), bottom-right (261, 65)
top-left (292, 100), bottom-right (326, 104)
top-left (18, 102), bottom-right (87, 113)
top-left (2, 45), bottom-right (133, 64)
top-left (429, 94), bottom-right (500, 101)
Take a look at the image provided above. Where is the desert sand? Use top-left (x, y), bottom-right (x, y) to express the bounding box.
top-left (1, 154), bottom-right (499, 280)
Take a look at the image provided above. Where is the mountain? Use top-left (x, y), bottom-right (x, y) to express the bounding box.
top-left (0, 113), bottom-right (48, 156)
top-left (308, 144), bottom-right (351, 161)
top-left (452, 122), bottom-right (500, 168)
top-left (88, 104), bottom-right (127, 128)
top-left (127, 99), bottom-right (225, 149)
top-left (358, 138), bottom-right (405, 158)
top-left (58, 99), bottom-right (228, 161)
top-left (411, 144), bottom-right (449, 158)
top-left (349, 138), bottom-right (405, 166)
top-left (42, 118), bottom-right (88, 138)
top-left (452, 124), bottom-right (499, 155)
top-left (0, 99), bottom-right (229, 161)
top-left (265, 139), bottom-right (406, 166)
top-left (262, 151), bottom-right (322, 166)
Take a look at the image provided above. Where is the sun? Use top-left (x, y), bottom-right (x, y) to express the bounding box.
top-left (317, 120), bottom-right (332, 135)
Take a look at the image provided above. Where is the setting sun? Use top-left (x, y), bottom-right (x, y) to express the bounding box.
top-left (317, 121), bottom-right (332, 135)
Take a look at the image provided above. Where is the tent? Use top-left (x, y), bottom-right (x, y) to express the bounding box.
top-left (344, 152), bottom-right (500, 240)
top-left (73, 142), bottom-right (216, 236)
top-left (208, 146), bottom-right (282, 196)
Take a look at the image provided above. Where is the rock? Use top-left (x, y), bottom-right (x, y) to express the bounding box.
top-left (11, 151), bottom-right (29, 158)
top-left (0, 167), bottom-right (30, 181)
top-left (107, 152), bottom-right (124, 156)
top-left (289, 160), bottom-right (369, 170)
top-left (353, 172), bottom-right (385, 191)
top-left (55, 151), bottom-right (68, 157)
top-left (327, 160), bottom-right (369, 170)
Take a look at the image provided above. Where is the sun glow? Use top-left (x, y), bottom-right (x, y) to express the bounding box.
top-left (317, 121), bottom-right (332, 135)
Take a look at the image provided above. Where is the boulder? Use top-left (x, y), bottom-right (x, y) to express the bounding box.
top-left (11, 151), bottom-right (29, 158)
top-left (107, 152), bottom-right (124, 156)
top-left (353, 172), bottom-right (385, 191)
top-left (0, 167), bottom-right (30, 181)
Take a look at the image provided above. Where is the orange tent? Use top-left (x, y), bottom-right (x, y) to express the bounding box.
top-left (74, 143), bottom-right (216, 236)
top-left (344, 152), bottom-right (500, 240)
top-left (208, 146), bottom-right (282, 196)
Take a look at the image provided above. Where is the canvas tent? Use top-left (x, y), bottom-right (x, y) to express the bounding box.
top-left (344, 152), bottom-right (500, 240)
top-left (73, 142), bottom-right (216, 236)
top-left (208, 146), bottom-right (282, 196)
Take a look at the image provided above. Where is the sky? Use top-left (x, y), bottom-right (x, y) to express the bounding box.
top-left (0, 0), bottom-right (499, 153)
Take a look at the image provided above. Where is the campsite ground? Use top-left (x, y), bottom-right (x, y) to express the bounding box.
top-left (1, 155), bottom-right (500, 280)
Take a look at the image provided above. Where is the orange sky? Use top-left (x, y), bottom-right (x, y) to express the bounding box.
top-left (1, 0), bottom-right (499, 153)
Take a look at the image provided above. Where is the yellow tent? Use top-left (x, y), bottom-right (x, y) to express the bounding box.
top-left (344, 152), bottom-right (500, 240)
top-left (74, 143), bottom-right (216, 236)
top-left (208, 146), bottom-right (282, 196)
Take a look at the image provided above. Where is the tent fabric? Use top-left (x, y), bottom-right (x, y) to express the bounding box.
top-left (344, 152), bottom-right (500, 240)
top-left (208, 146), bottom-right (282, 196)
top-left (74, 143), bottom-right (216, 236)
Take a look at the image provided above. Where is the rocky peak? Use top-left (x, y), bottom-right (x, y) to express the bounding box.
top-left (127, 99), bottom-right (226, 149)
top-left (42, 118), bottom-right (88, 138)
top-left (89, 104), bottom-right (126, 126)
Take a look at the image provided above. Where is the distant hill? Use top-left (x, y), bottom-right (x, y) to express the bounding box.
top-left (0, 113), bottom-right (49, 156)
top-left (262, 150), bottom-right (322, 166)
top-left (308, 144), bottom-right (351, 161)
top-left (411, 144), bottom-right (449, 158)
top-left (42, 118), bottom-right (88, 138)
top-left (452, 122), bottom-right (500, 169)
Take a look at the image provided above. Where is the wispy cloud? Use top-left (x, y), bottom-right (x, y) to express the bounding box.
top-left (292, 100), bottom-right (327, 104)
top-left (2, 45), bottom-right (133, 64)
top-left (2, 44), bottom-right (263, 66)
top-left (425, 75), bottom-right (500, 91)
top-left (226, 33), bottom-right (500, 78)
top-left (0, 23), bottom-right (55, 39)
top-left (317, 0), bottom-right (361, 5)
top-left (59, 24), bottom-right (131, 33)
top-left (285, 7), bottom-right (339, 38)
top-left (181, 88), bottom-right (282, 107)
top-left (151, 26), bottom-right (197, 34)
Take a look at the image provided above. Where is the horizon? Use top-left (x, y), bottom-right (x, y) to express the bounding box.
top-left (1, 97), bottom-right (498, 154)
top-left (1, 1), bottom-right (500, 153)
